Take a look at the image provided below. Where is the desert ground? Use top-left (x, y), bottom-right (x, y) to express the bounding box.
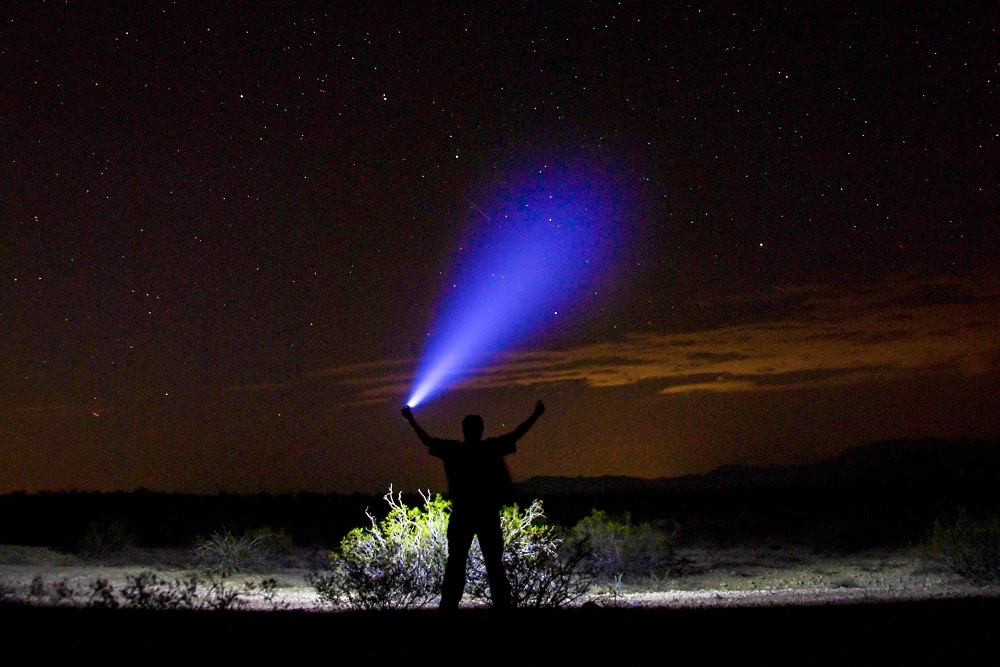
top-left (2, 542), bottom-right (996, 611)
top-left (3, 543), bottom-right (998, 661)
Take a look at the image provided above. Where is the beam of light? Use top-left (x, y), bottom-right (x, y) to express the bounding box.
top-left (407, 163), bottom-right (625, 407)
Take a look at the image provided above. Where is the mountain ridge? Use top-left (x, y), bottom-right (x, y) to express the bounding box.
top-left (514, 436), bottom-right (1000, 495)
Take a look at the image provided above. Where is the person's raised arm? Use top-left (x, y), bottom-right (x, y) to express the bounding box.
top-left (401, 406), bottom-right (435, 447)
top-left (504, 400), bottom-right (545, 441)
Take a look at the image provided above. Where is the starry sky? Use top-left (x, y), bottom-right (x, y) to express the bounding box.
top-left (2, 1), bottom-right (998, 494)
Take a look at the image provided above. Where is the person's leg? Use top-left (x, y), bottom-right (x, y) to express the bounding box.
top-left (476, 511), bottom-right (512, 609)
top-left (440, 508), bottom-right (474, 609)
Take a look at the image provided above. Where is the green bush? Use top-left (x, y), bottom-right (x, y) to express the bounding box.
top-left (929, 513), bottom-right (1000, 585)
top-left (571, 509), bottom-right (676, 581)
top-left (310, 489), bottom-right (449, 610)
top-left (310, 488), bottom-right (594, 609)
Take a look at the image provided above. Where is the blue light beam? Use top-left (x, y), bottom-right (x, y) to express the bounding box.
top-left (407, 166), bottom-right (623, 407)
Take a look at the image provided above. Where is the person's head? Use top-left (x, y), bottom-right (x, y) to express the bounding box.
top-left (461, 414), bottom-right (484, 442)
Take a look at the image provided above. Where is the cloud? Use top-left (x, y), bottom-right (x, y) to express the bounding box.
top-left (320, 274), bottom-right (1000, 400)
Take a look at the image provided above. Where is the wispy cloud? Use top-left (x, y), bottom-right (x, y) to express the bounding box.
top-left (309, 274), bottom-right (1000, 401)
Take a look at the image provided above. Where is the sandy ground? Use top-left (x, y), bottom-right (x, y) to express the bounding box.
top-left (2, 543), bottom-right (997, 611)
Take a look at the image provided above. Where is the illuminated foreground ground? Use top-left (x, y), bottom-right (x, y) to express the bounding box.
top-left (2, 543), bottom-right (998, 611)
top-left (2, 543), bottom-right (999, 659)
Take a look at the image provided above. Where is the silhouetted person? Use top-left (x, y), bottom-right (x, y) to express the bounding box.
top-left (402, 400), bottom-right (545, 610)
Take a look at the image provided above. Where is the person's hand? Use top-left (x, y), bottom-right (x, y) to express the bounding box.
top-left (534, 400), bottom-right (545, 417)
top-left (401, 406), bottom-right (413, 421)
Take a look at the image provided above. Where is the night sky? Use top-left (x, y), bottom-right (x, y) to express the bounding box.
top-left (3, 2), bottom-right (998, 494)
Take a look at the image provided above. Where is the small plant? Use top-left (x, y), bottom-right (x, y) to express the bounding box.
top-left (120, 571), bottom-right (200, 610)
top-left (591, 572), bottom-right (628, 607)
top-left (190, 575), bottom-right (243, 611)
top-left (76, 519), bottom-right (136, 559)
top-left (50, 578), bottom-right (75, 605)
top-left (0, 579), bottom-right (16, 603)
top-left (194, 526), bottom-right (293, 574)
top-left (1, 571), bottom-right (284, 610)
top-left (251, 526), bottom-right (294, 555)
top-left (88, 578), bottom-right (121, 609)
top-left (241, 577), bottom-right (288, 610)
top-left (29, 574), bottom-right (46, 597)
top-left (22, 575), bottom-right (83, 605)
top-left (928, 512), bottom-right (1000, 585)
top-left (571, 509), bottom-right (676, 581)
top-left (111, 572), bottom-right (279, 610)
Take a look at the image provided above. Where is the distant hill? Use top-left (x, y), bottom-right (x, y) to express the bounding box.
top-left (515, 437), bottom-right (1000, 495)
top-left (514, 475), bottom-right (679, 496)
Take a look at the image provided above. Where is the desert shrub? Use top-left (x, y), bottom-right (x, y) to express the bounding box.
top-left (466, 501), bottom-right (595, 608)
top-left (50, 578), bottom-right (75, 605)
top-left (29, 574), bottom-right (46, 597)
top-left (246, 526), bottom-right (295, 557)
top-left (88, 578), bottom-right (120, 608)
top-left (571, 509), bottom-right (676, 580)
top-left (928, 512), bottom-right (1000, 585)
top-left (121, 573), bottom-right (283, 610)
top-left (310, 489), bottom-right (449, 610)
top-left (15, 572), bottom-right (281, 610)
top-left (194, 526), bottom-right (293, 574)
top-left (19, 576), bottom-right (80, 606)
top-left (121, 571), bottom-right (207, 609)
top-left (76, 519), bottom-right (136, 558)
top-left (310, 488), bottom-right (594, 610)
top-left (0, 579), bottom-right (16, 603)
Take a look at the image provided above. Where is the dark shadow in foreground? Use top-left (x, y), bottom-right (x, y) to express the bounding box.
top-left (3, 597), bottom-right (996, 661)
